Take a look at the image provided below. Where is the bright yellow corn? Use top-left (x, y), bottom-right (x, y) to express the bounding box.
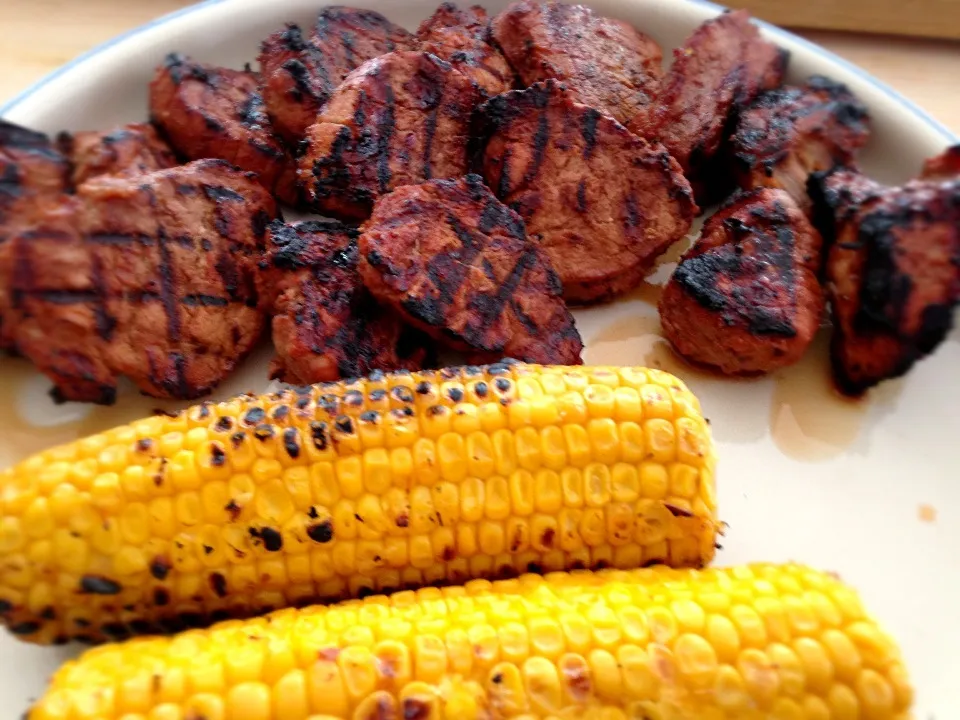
top-left (0, 362), bottom-right (718, 644)
top-left (28, 563), bottom-right (912, 720)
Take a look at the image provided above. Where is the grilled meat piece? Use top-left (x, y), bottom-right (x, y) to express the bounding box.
top-left (150, 54), bottom-right (300, 206)
top-left (491, 0), bottom-right (663, 125)
top-left (478, 80), bottom-right (697, 304)
top-left (628, 10), bottom-right (788, 203)
top-left (731, 76), bottom-right (870, 210)
top-left (0, 120), bottom-right (70, 205)
top-left (416, 2), bottom-right (514, 97)
top-left (0, 120), bottom-right (71, 348)
top-left (256, 219), bottom-right (432, 384)
top-left (920, 144), bottom-right (960, 180)
top-left (810, 167), bottom-right (960, 395)
top-left (60, 123), bottom-right (178, 185)
top-left (259, 9), bottom-right (416, 143)
top-left (807, 165), bottom-right (884, 251)
top-left (660, 188), bottom-right (825, 374)
top-left (299, 51), bottom-right (483, 220)
top-left (358, 174), bottom-right (583, 364)
top-left (0, 159), bottom-right (277, 403)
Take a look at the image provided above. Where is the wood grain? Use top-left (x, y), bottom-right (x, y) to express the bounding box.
top-left (725, 0), bottom-right (960, 41)
top-left (0, 0), bottom-right (957, 136)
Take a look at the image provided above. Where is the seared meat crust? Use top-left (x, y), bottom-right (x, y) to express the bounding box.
top-left (256, 219), bottom-right (431, 383)
top-left (491, 0), bottom-right (663, 125)
top-left (258, 9), bottom-right (416, 142)
top-left (660, 188), bottom-right (824, 374)
top-left (0, 120), bottom-right (71, 348)
top-left (628, 10), bottom-right (788, 203)
top-left (478, 80), bottom-right (697, 304)
top-left (61, 123), bottom-right (178, 185)
top-left (358, 174), bottom-right (582, 364)
top-left (149, 54), bottom-right (300, 206)
top-left (299, 51), bottom-right (483, 220)
top-left (810, 167), bottom-right (960, 395)
top-left (731, 76), bottom-right (870, 209)
top-left (0, 160), bottom-right (277, 403)
top-left (920, 144), bottom-right (960, 180)
top-left (417, 2), bottom-right (514, 97)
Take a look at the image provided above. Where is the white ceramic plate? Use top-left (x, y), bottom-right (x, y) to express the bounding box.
top-left (1, 0), bottom-right (957, 715)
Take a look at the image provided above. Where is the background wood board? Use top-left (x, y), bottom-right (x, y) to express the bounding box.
top-left (726, 0), bottom-right (960, 41)
top-left (0, 0), bottom-right (957, 136)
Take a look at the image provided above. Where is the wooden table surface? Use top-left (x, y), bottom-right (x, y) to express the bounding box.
top-left (0, 0), bottom-right (958, 136)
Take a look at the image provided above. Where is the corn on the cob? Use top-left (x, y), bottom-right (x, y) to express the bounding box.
top-left (0, 362), bottom-right (717, 644)
top-left (28, 563), bottom-right (912, 720)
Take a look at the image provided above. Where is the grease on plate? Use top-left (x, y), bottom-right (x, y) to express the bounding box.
top-left (918, 504), bottom-right (937, 524)
top-left (769, 332), bottom-right (867, 462)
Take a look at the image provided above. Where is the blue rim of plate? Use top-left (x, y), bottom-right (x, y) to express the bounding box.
top-left (0, 0), bottom-right (956, 142)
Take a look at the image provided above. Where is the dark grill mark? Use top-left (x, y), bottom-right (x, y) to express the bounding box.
top-left (522, 110), bottom-right (550, 186)
top-left (376, 82), bottom-right (396, 192)
top-left (422, 108), bottom-right (438, 179)
top-left (576, 180), bottom-right (588, 213)
top-left (581, 108), bottom-right (600, 158)
top-left (181, 294), bottom-right (230, 307)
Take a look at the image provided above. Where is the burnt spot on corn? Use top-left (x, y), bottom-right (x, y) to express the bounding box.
top-left (209, 573), bottom-right (228, 598)
top-left (307, 519), bottom-right (335, 543)
top-left (395, 512), bottom-right (410, 528)
top-left (250, 526), bottom-right (284, 551)
top-left (150, 557), bottom-right (172, 580)
top-left (0, 599), bottom-right (11, 615)
top-left (310, 421), bottom-right (330, 451)
top-left (80, 575), bottom-right (122, 595)
top-left (40, 607), bottom-right (56, 620)
top-left (223, 500), bottom-right (243, 522)
top-left (254, 423), bottom-right (276, 441)
top-left (416, 381), bottom-right (432, 395)
top-left (272, 405), bottom-right (290, 423)
top-left (474, 381), bottom-right (488, 397)
top-left (135, 438), bottom-right (154, 453)
top-left (446, 387), bottom-right (464, 402)
top-left (9, 622), bottom-right (41, 636)
top-left (283, 428), bottom-right (301, 458)
top-left (335, 416), bottom-right (354, 434)
top-left (664, 503), bottom-right (694, 517)
top-left (153, 458), bottom-right (169, 487)
top-left (391, 386), bottom-right (414, 403)
top-left (242, 407), bottom-right (266, 425)
top-left (494, 378), bottom-right (511, 392)
top-left (210, 443), bottom-right (226, 466)
top-left (214, 416), bottom-right (233, 432)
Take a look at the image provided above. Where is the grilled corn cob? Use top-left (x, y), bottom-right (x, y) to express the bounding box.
top-left (0, 362), bottom-right (717, 644)
top-left (28, 563), bottom-right (912, 720)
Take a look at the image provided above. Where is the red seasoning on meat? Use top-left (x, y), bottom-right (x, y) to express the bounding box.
top-left (731, 75), bottom-right (871, 210)
top-left (258, 8), bottom-right (416, 143)
top-left (479, 80), bottom-right (697, 304)
top-left (416, 2), bottom-right (514, 97)
top-left (149, 54), bottom-right (300, 206)
top-left (660, 188), bottom-right (825, 374)
top-left (810, 166), bottom-right (960, 395)
top-left (0, 159), bottom-right (277, 404)
top-left (256, 219), bottom-right (432, 384)
top-left (60, 123), bottom-right (178, 185)
top-left (491, 0), bottom-right (663, 125)
top-left (0, 120), bottom-right (71, 349)
top-left (358, 174), bottom-right (583, 365)
top-left (299, 51), bottom-right (483, 220)
top-left (628, 9), bottom-right (788, 203)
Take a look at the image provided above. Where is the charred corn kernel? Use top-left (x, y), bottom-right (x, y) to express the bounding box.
top-left (2, 364), bottom-right (717, 644)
